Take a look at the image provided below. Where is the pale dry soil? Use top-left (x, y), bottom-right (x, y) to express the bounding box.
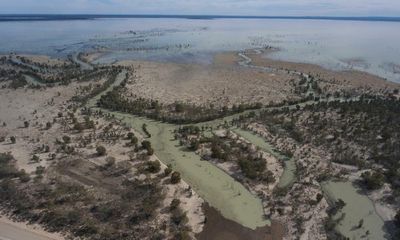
top-left (0, 80), bottom-right (204, 239)
top-left (118, 58), bottom-right (299, 108)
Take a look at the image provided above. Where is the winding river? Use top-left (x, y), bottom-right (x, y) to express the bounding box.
top-left (86, 51), bottom-right (388, 238)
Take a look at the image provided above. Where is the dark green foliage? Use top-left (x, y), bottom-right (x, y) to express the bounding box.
top-left (142, 123), bottom-right (151, 138)
top-left (170, 172), bottom-right (181, 184)
top-left (256, 96), bottom-right (400, 199)
top-left (130, 136), bottom-right (138, 145)
top-left (171, 208), bottom-right (187, 226)
top-left (62, 135), bottom-right (71, 144)
top-left (170, 199), bottom-right (181, 211)
top-left (141, 140), bottom-right (154, 155)
top-left (146, 160), bottom-right (161, 173)
top-left (361, 171), bottom-right (385, 190)
top-left (238, 157), bottom-right (266, 180)
top-left (96, 145), bottom-right (107, 156)
top-left (9, 75), bottom-right (27, 89)
top-left (395, 210), bottom-right (400, 227)
top-left (164, 166), bottom-right (172, 176)
top-left (98, 87), bottom-right (263, 124)
top-left (127, 132), bottom-right (135, 139)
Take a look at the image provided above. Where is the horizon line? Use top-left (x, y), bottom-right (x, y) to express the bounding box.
top-left (0, 14), bottom-right (400, 22)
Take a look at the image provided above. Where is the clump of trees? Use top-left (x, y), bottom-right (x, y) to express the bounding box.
top-left (361, 171), bottom-right (385, 190)
top-left (98, 86), bottom-right (264, 124)
top-left (238, 157), bottom-right (266, 180)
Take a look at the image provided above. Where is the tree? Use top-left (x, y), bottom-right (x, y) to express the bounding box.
top-left (171, 171), bottom-right (181, 184)
top-left (62, 135), bottom-right (71, 144)
top-left (147, 148), bottom-right (154, 156)
top-left (130, 136), bottom-right (138, 145)
top-left (74, 122), bottom-right (84, 132)
top-left (127, 132), bottom-right (135, 139)
top-left (175, 102), bottom-right (184, 113)
top-left (96, 146), bottom-right (107, 156)
top-left (141, 140), bottom-right (151, 150)
top-left (146, 160), bottom-right (161, 173)
top-left (395, 210), bottom-right (400, 227)
top-left (170, 199), bottom-right (180, 211)
top-left (164, 166), bottom-right (172, 176)
top-left (32, 155), bottom-right (40, 163)
top-left (24, 121), bottom-right (29, 128)
top-left (361, 171), bottom-right (385, 190)
top-left (10, 136), bottom-right (16, 144)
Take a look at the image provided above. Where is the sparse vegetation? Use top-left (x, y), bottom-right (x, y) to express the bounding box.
top-left (96, 145), bottom-right (107, 156)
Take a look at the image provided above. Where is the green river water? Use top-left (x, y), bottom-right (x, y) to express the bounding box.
top-left (85, 58), bottom-right (387, 238)
top-left (88, 70), bottom-right (270, 229)
top-left (231, 128), bottom-right (296, 189)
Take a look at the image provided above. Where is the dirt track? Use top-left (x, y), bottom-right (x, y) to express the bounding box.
top-left (0, 217), bottom-right (63, 240)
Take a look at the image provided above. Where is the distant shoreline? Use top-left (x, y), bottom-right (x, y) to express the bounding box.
top-left (1, 14), bottom-right (400, 22)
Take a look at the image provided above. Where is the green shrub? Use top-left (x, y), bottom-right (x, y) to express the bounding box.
top-left (170, 199), bottom-right (180, 211)
top-left (361, 171), bottom-right (385, 190)
top-left (171, 172), bottom-right (181, 184)
top-left (96, 146), bottom-right (107, 156)
top-left (164, 166), bottom-right (172, 176)
top-left (146, 160), bottom-right (161, 173)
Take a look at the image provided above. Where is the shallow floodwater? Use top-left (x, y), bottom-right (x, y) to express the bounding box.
top-left (321, 181), bottom-right (387, 240)
top-left (0, 18), bottom-right (400, 82)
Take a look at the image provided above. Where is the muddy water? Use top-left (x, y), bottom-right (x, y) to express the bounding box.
top-left (321, 181), bottom-right (387, 240)
top-left (197, 204), bottom-right (284, 240)
top-left (231, 128), bottom-right (296, 189)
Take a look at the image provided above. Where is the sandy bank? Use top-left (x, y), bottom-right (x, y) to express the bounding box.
top-left (0, 215), bottom-right (64, 240)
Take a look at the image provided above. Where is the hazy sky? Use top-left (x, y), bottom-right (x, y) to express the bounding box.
top-left (0, 0), bottom-right (399, 16)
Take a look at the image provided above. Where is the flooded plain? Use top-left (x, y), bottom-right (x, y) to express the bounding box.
top-left (1, 18), bottom-right (400, 82)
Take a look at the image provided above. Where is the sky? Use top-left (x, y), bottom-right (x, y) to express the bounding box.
top-left (0, 0), bottom-right (399, 16)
